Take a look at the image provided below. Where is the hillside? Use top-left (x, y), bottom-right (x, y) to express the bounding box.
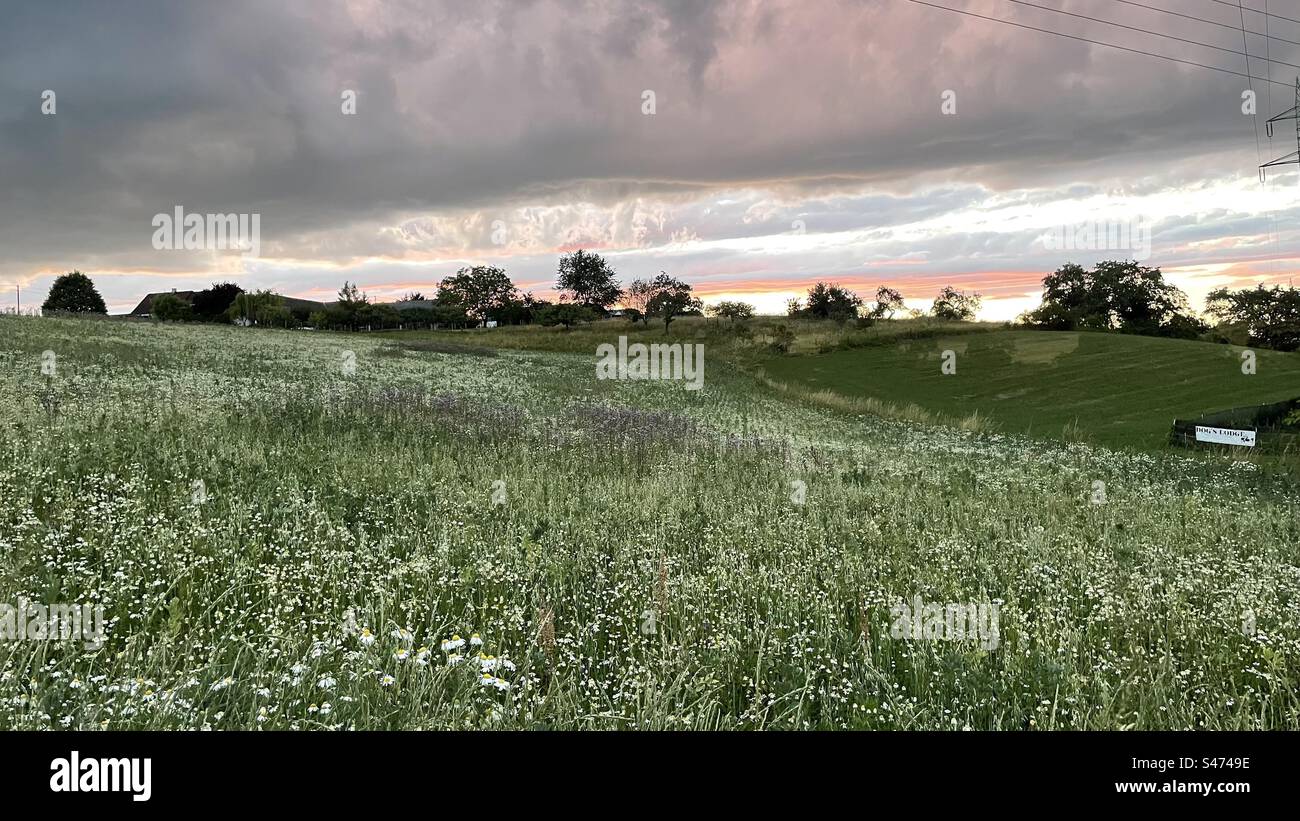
top-left (758, 328), bottom-right (1300, 450)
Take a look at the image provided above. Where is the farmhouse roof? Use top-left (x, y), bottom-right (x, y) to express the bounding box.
top-left (129, 290), bottom-right (196, 316)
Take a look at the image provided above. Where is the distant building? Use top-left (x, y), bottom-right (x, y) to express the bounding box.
top-left (128, 289), bottom-right (330, 319)
top-left (129, 290), bottom-right (196, 318)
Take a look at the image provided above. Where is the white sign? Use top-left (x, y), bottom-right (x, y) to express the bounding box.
top-left (1194, 426), bottom-right (1256, 447)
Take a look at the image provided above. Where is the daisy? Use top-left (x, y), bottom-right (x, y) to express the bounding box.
top-left (440, 635), bottom-right (465, 652)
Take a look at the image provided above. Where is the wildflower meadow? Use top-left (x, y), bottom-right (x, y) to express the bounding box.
top-left (1, 314), bottom-right (1297, 730)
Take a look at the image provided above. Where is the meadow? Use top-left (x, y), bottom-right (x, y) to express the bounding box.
top-left (759, 327), bottom-right (1300, 450)
top-left (0, 314), bottom-right (1298, 730)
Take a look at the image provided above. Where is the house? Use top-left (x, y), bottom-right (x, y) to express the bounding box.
top-left (130, 289), bottom-right (329, 319)
top-left (129, 290), bottom-right (196, 317)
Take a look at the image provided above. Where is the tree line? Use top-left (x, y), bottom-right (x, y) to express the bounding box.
top-left (784, 282), bottom-right (981, 322)
top-left (36, 251), bottom-right (710, 333)
top-left (34, 256), bottom-right (1300, 352)
top-left (1020, 259), bottom-right (1300, 351)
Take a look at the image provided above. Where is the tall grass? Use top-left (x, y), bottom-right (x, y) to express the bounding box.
top-left (0, 314), bottom-right (1296, 730)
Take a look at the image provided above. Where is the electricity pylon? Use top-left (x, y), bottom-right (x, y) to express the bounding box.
top-left (1259, 77), bottom-right (1300, 182)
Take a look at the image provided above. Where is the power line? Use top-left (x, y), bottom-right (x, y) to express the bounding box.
top-left (1265, 0), bottom-right (1274, 116)
top-left (1107, 0), bottom-right (1300, 49)
top-left (1208, 0), bottom-right (1300, 28)
top-left (999, 0), bottom-right (1300, 72)
top-left (1257, 1), bottom-right (1283, 295)
top-left (906, 0), bottom-right (1297, 88)
top-left (1238, 0), bottom-right (1265, 175)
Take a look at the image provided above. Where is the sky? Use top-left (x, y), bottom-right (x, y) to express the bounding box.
top-left (2, 0), bottom-right (1300, 320)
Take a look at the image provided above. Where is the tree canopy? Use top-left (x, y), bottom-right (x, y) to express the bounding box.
top-left (536, 302), bottom-right (596, 329)
top-left (436, 265), bottom-right (518, 322)
top-left (150, 293), bottom-right (192, 321)
top-left (644, 273), bottom-right (702, 332)
top-left (42, 271), bottom-right (107, 314)
top-left (1205, 284), bottom-right (1300, 351)
top-left (555, 250), bottom-right (622, 310)
top-left (930, 285), bottom-right (981, 321)
top-left (1021, 261), bottom-right (1202, 338)
top-left (870, 286), bottom-right (906, 319)
top-left (708, 300), bottom-right (756, 323)
top-left (622, 278), bottom-right (656, 323)
top-left (227, 290), bottom-right (291, 327)
top-left (804, 282), bottom-right (862, 321)
top-left (192, 282), bottom-right (243, 322)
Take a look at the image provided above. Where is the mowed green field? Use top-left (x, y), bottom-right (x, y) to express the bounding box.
top-left (760, 329), bottom-right (1300, 449)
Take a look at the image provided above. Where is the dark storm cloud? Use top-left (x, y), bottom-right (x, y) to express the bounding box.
top-left (0, 0), bottom-right (1292, 308)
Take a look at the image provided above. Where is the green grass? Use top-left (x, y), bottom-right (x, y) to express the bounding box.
top-left (373, 314), bottom-right (993, 357)
top-left (1, 314), bottom-right (1298, 730)
top-left (759, 328), bottom-right (1300, 450)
